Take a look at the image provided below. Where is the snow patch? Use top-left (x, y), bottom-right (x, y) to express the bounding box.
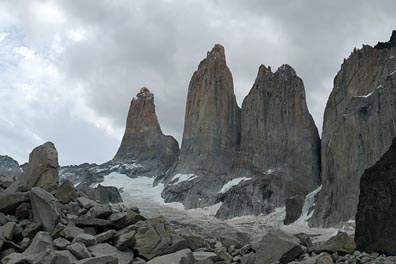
top-left (355, 85), bottom-right (383, 98)
top-left (294, 185), bottom-right (322, 226)
top-left (219, 177), bottom-right (251, 193)
top-left (171, 173), bottom-right (198, 185)
top-left (390, 70), bottom-right (396, 76)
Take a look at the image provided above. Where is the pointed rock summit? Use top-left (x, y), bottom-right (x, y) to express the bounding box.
top-left (216, 64), bottom-right (321, 219)
top-left (177, 44), bottom-right (241, 173)
top-left (310, 31), bottom-right (396, 227)
top-left (113, 87), bottom-right (179, 177)
top-left (161, 44), bottom-right (241, 208)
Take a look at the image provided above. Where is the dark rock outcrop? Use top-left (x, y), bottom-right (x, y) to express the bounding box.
top-left (85, 184), bottom-right (123, 204)
top-left (374, 30), bottom-right (396, 49)
top-left (216, 65), bottom-right (321, 219)
top-left (355, 138), bottom-right (396, 254)
top-left (113, 87), bottom-right (179, 177)
top-left (0, 155), bottom-right (22, 189)
top-left (21, 142), bottom-right (59, 192)
top-left (311, 31), bottom-right (396, 227)
top-left (284, 195), bottom-right (305, 225)
top-left (161, 44), bottom-right (241, 208)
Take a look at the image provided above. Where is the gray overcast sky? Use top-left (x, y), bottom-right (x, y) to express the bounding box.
top-left (0, 0), bottom-right (395, 165)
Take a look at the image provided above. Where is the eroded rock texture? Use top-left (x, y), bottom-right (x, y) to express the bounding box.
top-left (355, 138), bottom-right (396, 255)
top-left (21, 142), bottom-right (59, 192)
top-left (161, 44), bottom-right (241, 208)
top-left (310, 32), bottom-right (396, 227)
top-left (216, 65), bottom-right (321, 219)
top-left (113, 87), bottom-right (179, 177)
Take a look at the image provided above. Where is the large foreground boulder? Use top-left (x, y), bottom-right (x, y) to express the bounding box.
top-left (133, 217), bottom-right (188, 260)
top-left (0, 192), bottom-right (30, 214)
top-left (21, 142), bottom-right (59, 192)
top-left (30, 187), bottom-right (61, 233)
top-left (147, 249), bottom-right (195, 264)
top-left (315, 232), bottom-right (355, 255)
top-left (254, 229), bottom-right (304, 264)
top-left (355, 138), bottom-right (396, 254)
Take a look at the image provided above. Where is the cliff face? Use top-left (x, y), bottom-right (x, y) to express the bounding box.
top-left (161, 44), bottom-right (241, 208)
top-left (216, 65), bottom-right (321, 219)
top-left (113, 87), bottom-right (179, 177)
top-left (310, 32), bottom-right (396, 227)
top-left (177, 44), bottom-right (241, 174)
top-left (355, 138), bottom-right (396, 255)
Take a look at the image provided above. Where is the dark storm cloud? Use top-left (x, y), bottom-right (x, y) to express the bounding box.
top-left (0, 0), bottom-right (395, 165)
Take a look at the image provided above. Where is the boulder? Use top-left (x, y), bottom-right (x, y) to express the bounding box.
top-left (2, 231), bottom-right (54, 264)
top-left (89, 204), bottom-right (112, 219)
top-left (133, 217), bottom-right (188, 260)
top-left (183, 234), bottom-right (207, 250)
top-left (67, 242), bottom-right (91, 259)
top-left (284, 195), bottom-right (305, 225)
top-left (0, 192), bottom-right (30, 214)
top-left (311, 31), bottom-right (396, 227)
top-left (62, 227), bottom-right (84, 241)
top-left (86, 184), bottom-right (123, 204)
top-left (56, 180), bottom-right (78, 204)
top-left (15, 202), bottom-right (31, 219)
top-left (114, 228), bottom-right (136, 250)
top-left (77, 197), bottom-right (98, 209)
top-left (22, 222), bottom-right (42, 239)
top-left (113, 87), bottom-right (179, 178)
top-left (21, 142), bottom-right (59, 192)
top-left (95, 229), bottom-right (117, 243)
top-left (315, 232), bottom-right (355, 255)
top-left (89, 243), bottom-right (134, 264)
top-left (147, 249), bottom-right (195, 264)
top-left (54, 237), bottom-right (71, 250)
top-left (254, 229), bottom-right (304, 264)
top-left (73, 255), bottom-right (118, 264)
top-left (30, 187), bottom-right (61, 233)
top-left (74, 215), bottom-right (111, 227)
top-left (355, 138), bottom-right (396, 254)
top-left (72, 233), bottom-right (97, 247)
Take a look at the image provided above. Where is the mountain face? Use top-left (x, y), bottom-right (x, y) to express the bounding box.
top-left (61, 88), bottom-right (179, 188)
top-left (176, 44), bottom-right (241, 174)
top-left (161, 46), bottom-right (321, 217)
top-left (310, 32), bottom-right (396, 227)
top-left (215, 65), bottom-right (321, 219)
top-left (0, 155), bottom-right (22, 189)
top-left (355, 137), bottom-right (396, 255)
top-left (113, 87), bottom-right (179, 176)
top-left (161, 44), bottom-right (241, 208)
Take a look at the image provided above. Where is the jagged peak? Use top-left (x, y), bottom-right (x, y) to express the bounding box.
top-left (135, 87), bottom-right (154, 101)
top-left (374, 30), bottom-right (396, 49)
top-left (276, 64), bottom-right (297, 77)
top-left (206, 43), bottom-right (226, 63)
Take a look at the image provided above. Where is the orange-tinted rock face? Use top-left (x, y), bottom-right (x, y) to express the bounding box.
top-left (177, 44), bottom-right (241, 174)
top-left (113, 87), bottom-right (179, 177)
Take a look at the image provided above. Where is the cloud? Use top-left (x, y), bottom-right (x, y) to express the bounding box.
top-left (0, 0), bottom-right (395, 165)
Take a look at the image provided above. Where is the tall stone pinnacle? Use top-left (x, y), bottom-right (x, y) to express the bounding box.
top-left (113, 87), bottom-right (179, 176)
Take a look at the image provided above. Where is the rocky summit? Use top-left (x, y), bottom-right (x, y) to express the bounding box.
top-left (113, 87), bottom-right (179, 177)
top-left (310, 31), bottom-right (396, 227)
top-left (216, 64), bottom-right (321, 219)
top-left (0, 156), bottom-right (22, 190)
top-left (355, 137), bottom-right (396, 255)
top-left (160, 44), bottom-right (241, 209)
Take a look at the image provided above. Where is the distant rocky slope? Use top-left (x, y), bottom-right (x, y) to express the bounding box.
top-left (216, 64), bottom-right (321, 219)
top-left (160, 45), bottom-right (321, 220)
top-left (60, 88), bottom-right (179, 188)
top-left (355, 137), bottom-right (396, 255)
top-left (310, 31), bottom-right (396, 227)
top-left (0, 155), bottom-right (22, 189)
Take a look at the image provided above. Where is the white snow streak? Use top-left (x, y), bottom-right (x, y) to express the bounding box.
top-left (171, 173), bottom-right (198, 184)
top-left (219, 177), bottom-right (251, 193)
